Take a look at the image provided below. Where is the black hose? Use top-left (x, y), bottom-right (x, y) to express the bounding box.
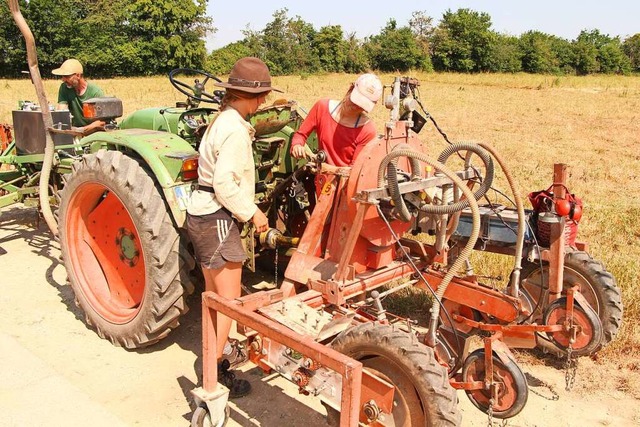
top-left (386, 161), bottom-right (412, 221)
top-left (436, 142), bottom-right (495, 207)
top-left (382, 143), bottom-right (423, 222)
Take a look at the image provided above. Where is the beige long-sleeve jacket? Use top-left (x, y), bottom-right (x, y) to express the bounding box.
top-left (187, 108), bottom-right (257, 222)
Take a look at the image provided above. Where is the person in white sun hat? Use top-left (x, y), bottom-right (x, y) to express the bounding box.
top-left (52, 58), bottom-right (105, 132)
top-left (290, 73), bottom-right (383, 166)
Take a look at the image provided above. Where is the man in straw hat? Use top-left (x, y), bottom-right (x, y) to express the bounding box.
top-left (52, 58), bottom-right (105, 132)
top-left (186, 57), bottom-right (281, 398)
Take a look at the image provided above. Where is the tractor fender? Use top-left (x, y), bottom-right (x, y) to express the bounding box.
top-left (81, 128), bottom-right (197, 188)
top-left (80, 129), bottom-right (198, 228)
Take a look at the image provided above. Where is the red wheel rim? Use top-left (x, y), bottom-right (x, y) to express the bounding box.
top-left (65, 182), bottom-right (145, 323)
top-left (546, 305), bottom-right (595, 350)
top-left (363, 361), bottom-right (415, 426)
top-left (465, 356), bottom-right (519, 412)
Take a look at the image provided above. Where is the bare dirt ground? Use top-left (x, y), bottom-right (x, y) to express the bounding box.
top-left (1, 205), bottom-right (638, 427)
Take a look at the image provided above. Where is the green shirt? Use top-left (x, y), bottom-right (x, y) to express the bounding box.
top-left (57, 82), bottom-right (104, 127)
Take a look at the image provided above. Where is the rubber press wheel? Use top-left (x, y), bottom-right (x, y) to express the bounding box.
top-left (543, 297), bottom-right (603, 357)
top-left (462, 349), bottom-right (528, 419)
top-left (58, 150), bottom-right (194, 348)
top-left (329, 323), bottom-right (461, 426)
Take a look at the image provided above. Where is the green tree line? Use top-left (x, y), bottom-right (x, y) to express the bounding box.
top-left (1, 2), bottom-right (639, 78)
top-left (0, 0), bottom-right (211, 77)
top-left (214, 8), bottom-right (638, 76)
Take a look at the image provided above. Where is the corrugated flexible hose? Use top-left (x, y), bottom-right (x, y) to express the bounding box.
top-left (477, 143), bottom-right (526, 296)
top-left (376, 149), bottom-right (481, 347)
top-left (381, 144), bottom-right (422, 221)
top-left (434, 142), bottom-right (495, 211)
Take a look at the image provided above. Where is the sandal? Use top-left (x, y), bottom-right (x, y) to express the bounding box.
top-left (222, 338), bottom-right (249, 369)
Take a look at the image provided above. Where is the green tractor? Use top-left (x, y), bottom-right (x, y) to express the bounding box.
top-left (3, 0), bottom-right (316, 349)
top-left (56, 72), bottom-right (311, 348)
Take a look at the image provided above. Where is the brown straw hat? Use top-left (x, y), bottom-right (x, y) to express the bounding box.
top-left (215, 57), bottom-right (282, 93)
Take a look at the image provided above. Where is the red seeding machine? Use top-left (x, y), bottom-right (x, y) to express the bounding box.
top-left (3, 2), bottom-right (621, 425)
top-left (191, 77), bottom-right (622, 426)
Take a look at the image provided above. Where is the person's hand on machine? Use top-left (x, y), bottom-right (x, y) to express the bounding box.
top-left (291, 144), bottom-right (308, 159)
top-left (252, 209), bottom-right (268, 233)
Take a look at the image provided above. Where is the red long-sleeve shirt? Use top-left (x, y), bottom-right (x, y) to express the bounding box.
top-left (291, 99), bottom-right (377, 166)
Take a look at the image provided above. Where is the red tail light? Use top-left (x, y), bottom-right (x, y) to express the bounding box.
top-left (181, 157), bottom-right (199, 181)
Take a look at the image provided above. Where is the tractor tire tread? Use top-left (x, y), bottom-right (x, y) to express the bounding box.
top-left (565, 251), bottom-right (623, 346)
top-left (331, 322), bottom-right (461, 426)
top-left (521, 250), bottom-right (622, 350)
top-left (59, 150), bottom-right (195, 349)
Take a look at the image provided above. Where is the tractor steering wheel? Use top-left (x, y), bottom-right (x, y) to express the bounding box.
top-left (168, 68), bottom-right (223, 104)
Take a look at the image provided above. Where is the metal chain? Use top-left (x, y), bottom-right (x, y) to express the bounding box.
top-left (486, 398), bottom-right (509, 427)
top-left (564, 346), bottom-right (577, 391)
top-left (527, 373), bottom-right (560, 401)
top-left (274, 241), bottom-right (278, 288)
top-left (486, 398), bottom-right (494, 427)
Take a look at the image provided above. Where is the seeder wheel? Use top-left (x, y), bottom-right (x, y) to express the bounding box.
top-left (543, 297), bottom-right (603, 357)
top-left (462, 349), bottom-right (528, 419)
top-left (519, 251), bottom-right (622, 350)
top-left (330, 323), bottom-right (461, 426)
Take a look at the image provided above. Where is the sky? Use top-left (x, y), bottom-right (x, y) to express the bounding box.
top-left (205, 0), bottom-right (639, 51)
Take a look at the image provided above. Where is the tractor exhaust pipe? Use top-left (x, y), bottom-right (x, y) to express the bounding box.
top-left (8, 0), bottom-right (58, 236)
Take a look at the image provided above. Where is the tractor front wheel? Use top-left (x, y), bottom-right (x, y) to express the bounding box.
top-left (58, 150), bottom-right (194, 348)
top-left (330, 323), bottom-right (461, 426)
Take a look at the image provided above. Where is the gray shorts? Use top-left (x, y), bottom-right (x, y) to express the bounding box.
top-left (186, 209), bottom-right (247, 270)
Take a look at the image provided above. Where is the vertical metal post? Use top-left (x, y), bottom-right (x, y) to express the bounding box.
top-left (340, 362), bottom-right (363, 427)
top-left (548, 163), bottom-right (567, 301)
top-left (202, 294), bottom-right (218, 392)
top-left (385, 77), bottom-right (402, 137)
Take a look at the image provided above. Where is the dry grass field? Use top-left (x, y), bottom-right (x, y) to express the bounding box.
top-left (1, 71), bottom-right (639, 390)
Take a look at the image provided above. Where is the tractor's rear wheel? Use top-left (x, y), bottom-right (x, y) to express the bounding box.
top-left (330, 323), bottom-right (461, 426)
top-left (519, 250), bottom-right (622, 350)
top-left (58, 150), bottom-right (194, 348)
